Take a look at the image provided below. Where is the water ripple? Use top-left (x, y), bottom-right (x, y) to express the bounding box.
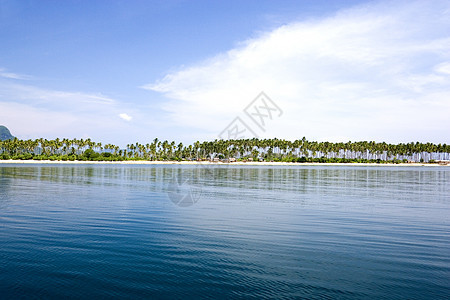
top-left (0, 165), bottom-right (449, 299)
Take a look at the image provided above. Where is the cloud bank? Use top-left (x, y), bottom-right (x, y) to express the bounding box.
top-left (144, 0), bottom-right (450, 143)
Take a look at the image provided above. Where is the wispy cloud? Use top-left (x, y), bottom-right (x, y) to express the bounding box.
top-left (143, 0), bottom-right (450, 143)
top-left (0, 68), bottom-right (32, 80)
top-left (0, 80), bottom-right (140, 143)
top-left (0, 82), bottom-right (116, 112)
top-left (434, 62), bottom-right (450, 75)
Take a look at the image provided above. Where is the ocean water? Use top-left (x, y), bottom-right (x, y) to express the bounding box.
top-left (0, 164), bottom-right (449, 299)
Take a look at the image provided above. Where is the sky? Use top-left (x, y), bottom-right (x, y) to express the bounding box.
top-left (0, 0), bottom-right (449, 146)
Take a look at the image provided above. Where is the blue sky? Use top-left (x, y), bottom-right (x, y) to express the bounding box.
top-left (1, 0), bottom-right (449, 146)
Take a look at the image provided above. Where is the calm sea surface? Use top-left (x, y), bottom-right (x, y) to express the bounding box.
top-left (0, 164), bottom-right (449, 299)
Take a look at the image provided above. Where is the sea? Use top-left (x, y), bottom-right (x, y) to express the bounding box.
top-left (0, 164), bottom-right (449, 299)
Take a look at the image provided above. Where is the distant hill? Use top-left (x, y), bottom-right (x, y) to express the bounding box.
top-left (0, 125), bottom-right (14, 141)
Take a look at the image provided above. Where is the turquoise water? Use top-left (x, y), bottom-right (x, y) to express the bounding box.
top-left (0, 164), bottom-right (449, 299)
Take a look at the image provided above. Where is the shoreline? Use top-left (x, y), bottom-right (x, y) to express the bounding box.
top-left (0, 159), bottom-right (447, 167)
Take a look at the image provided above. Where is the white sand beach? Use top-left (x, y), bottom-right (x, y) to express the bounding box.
top-left (0, 160), bottom-right (447, 167)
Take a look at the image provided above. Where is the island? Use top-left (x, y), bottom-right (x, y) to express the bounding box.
top-left (1, 135), bottom-right (449, 165)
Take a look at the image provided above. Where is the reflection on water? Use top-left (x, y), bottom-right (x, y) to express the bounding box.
top-left (0, 164), bottom-right (449, 299)
top-left (1, 164), bottom-right (448, 200)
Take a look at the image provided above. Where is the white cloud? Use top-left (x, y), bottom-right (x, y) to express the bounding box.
top-left (0, 81), bottom-right (142, 145)
top-left (434, 62), bottom-right (450, 74)
top-left (0, 82), bottom-right (115, 107)
top-left (0, 68), bottom-right (32, 80)
top-left (143, 0), bottom-right (450, 143)
top-left (119, 113), bottom-right (133, 121)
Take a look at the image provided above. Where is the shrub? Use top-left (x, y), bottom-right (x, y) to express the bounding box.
top-left (83, 149), bottom-right (99, 160)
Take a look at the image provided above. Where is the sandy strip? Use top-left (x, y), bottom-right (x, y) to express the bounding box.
top-left (0, 160), bottom-right (447, 167)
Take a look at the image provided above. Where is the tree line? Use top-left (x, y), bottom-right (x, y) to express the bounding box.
top-left (0, 137), bottom-right (449, 163)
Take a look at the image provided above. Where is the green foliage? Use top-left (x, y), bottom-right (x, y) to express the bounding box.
top-left (11, 153), bottom-right (33, 160)
top-left (83, 149), bottom-right (99, 159)
top-left (1, 137), bottom-right (449, 163)
top-left (296, 157), bottom-right (307, 163)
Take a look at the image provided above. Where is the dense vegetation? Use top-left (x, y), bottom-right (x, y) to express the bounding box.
top-left (1, 137), bottom-right (449, 163)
